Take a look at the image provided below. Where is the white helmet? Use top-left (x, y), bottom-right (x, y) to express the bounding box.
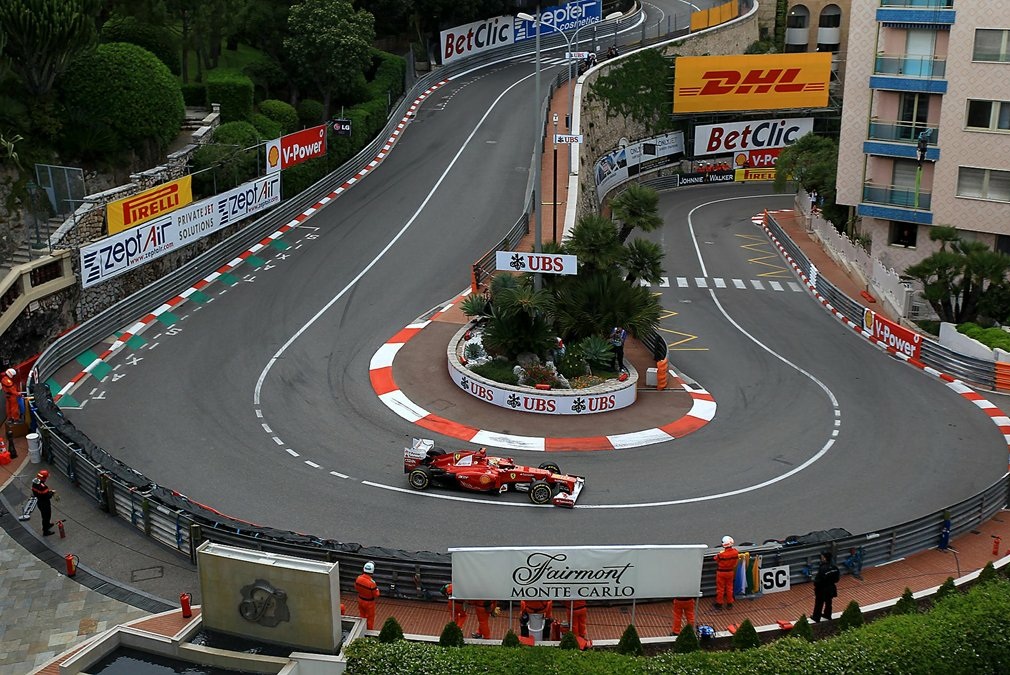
top-left (363, 561), bottom-right (375, 574)
top-left (721, 536), bottom-right (735, 548)
top-left (4, 368), bottom-right (14, 378)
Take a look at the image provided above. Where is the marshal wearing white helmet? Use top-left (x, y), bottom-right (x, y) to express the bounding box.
top-left (713, 535), bottom-right (740, 609)
top-left (355, 561), bottom-right (379, 630)
top-left (1, 367), bottom-right (20, 424)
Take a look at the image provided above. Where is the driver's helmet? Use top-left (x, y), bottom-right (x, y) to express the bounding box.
top-left (476, 448), bottom-right (487, 459)
top-left (697, 624), bottom-right (715, 640)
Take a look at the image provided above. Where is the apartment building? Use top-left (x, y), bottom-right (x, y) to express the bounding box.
top-left (836, 1), bottom-right (1010, 273)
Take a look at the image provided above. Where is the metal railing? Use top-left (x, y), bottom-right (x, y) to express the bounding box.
top-left (862, 183), bottom-right (932, 210)
top-left (867, 121), bottom-right (939, 145)
top-left (874, 54), bottom-right (947, 78)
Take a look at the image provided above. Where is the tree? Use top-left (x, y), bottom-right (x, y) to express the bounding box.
top-left (588, 49), bottom-right (673, 128)
top-left (838, 600), bottom-right (864, 631)
top-left (905, 228), bottom-right (1010, 324)
top-left (673, 624), bottom-right (699, 653)
top-left (773, 133), bottom-right (844, 229)
top-left (610, 183), bottom-right (664, 244)
top-left (284, 0), bottom-right (375, 119)
top-left (565, 213), bottom-right (623, 273)
top-left (616, 623), bottom-right (643, 656)
top-left (377, 616), bottom-right (404, 642)
top-left (935, 577), bottom-right (957, 602)
top-left (622, 238), bottom-right (665, 285)
top-left (732, 618), bottom-right (760, 650)
top-left (439, 621), bottom-right (465, 647)
top-left (791, 615), bottom-right (815, 642)
top-left (893, 588), bottom-right (918, 615)
top-left (0, 0), bottom-right (99, 97)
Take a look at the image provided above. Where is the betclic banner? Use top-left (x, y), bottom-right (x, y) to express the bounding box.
top-left (674, 53), bottom-right (831, 113)
top-left (449, 545), bottom-right (706, 600)
top-left (106, 176), bottom-right (193, 234)
top-left (595, 131), bottom-right (685, 200)
top-left (82, 174), bottom-right (281, 288)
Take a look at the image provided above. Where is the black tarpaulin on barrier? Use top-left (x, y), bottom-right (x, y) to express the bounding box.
top-left (30, 381), bottom-right (449, 565)
top-left (783, 528), bottom-right (853, 547)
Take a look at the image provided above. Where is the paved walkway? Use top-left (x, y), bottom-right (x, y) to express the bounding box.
top-left (5, 78), bottom-right (1010, 674)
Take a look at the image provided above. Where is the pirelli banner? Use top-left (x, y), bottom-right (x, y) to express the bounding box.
top-left (448, 545), bottom-right (706, 600)
top-left (82, 174), bottom-right (280, 288)
top-left (674, 53), bottom-right (831, 113)
top-left (106, 176), bottom-right (193, 234)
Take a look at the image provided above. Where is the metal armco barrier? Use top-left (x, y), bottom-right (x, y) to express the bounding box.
top-left (24, 10), bottom-right (1009, 604)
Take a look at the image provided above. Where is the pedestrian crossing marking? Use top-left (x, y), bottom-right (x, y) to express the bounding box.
top-left (733, 279), bottom-right (746, 289)
top-left (788, 282), bottom-right (802, 292)
top-left (659, 277), bottom-right (669, 288)
top-left (769, 281), bottom-right (784, 291)
top-left (677, 277), bottom-right (689, 288)
top-left (695, 277), bottom-right (707, 288)
top-left (714, 278), bottom-right (726, 288)
top-left (647, 277), bottom-right (803, 292)
top-left (751, 280), bottom-right (764, 290)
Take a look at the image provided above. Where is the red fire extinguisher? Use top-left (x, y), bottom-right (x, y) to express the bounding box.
top-left (57, 520), bottom-right (66, 538)
top-left (65, 554), bottom-right (78, 577)
top-left (181, 592), bottom-right (193, 618)
top-left (993, 535), bottom-right (1002, 556)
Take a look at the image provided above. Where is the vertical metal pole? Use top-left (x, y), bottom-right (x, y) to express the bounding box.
top-left (533, 4), bottom-right (542, 291)
top-left (631, 597), bottom-right (637, 625)
top-left (553, 143), bottom-right (558, 242)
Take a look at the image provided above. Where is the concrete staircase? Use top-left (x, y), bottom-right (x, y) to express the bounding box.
top-left (1, 216), bottom-right (62, 278)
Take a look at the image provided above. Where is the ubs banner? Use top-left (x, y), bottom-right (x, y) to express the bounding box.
top-left (82, 174), bottom-right (281, 288)
top-left (449, 545), bottom-right (707, 600)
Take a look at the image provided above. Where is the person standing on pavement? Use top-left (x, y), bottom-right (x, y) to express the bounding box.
top-left (671, 596), bottom-right (695, 635)
top-left (568, 599), bottom-right (588, 641)
top-left (520, 599), bottom-right (553, 640)
top-left (714, 536), bottom-right (739, 609)
top-left (355, 561), bottom-right (380, 630)
top-left (608, 326), bottom-right (627, 372)
top-left (442, 583), bottom-right (468, 629)
top-left (811, 551), bottom-right (840, 622)
top-left (31, 469), bottom-right (56, 536)
top-left (2, 368), bottom-right (21, 423)
top-left (472, 599), bottom-right (496, 639)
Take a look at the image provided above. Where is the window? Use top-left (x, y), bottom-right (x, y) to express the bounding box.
top-left (974, 29), bottom-right (1010, 62)
top-left (785, 43), bottom-right (808, 53)
top-left (787, 7), bottom-right (809, 28)
top-left (957, 167), bottom-right (1010, 202)
top-left (819, 5), bottom-right (841, 28)
top-left (889, 222), bottom-right (918, 248)
top-left (965, 100), bottom-right (1010, 132)
top-left (996, 234), bottom-right (1010, 256)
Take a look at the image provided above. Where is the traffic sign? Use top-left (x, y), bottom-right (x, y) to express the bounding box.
top-left (554, 134), bottom-right (583, 144)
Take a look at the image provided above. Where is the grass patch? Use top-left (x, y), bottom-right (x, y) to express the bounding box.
top-left (469, 361), bottom-right (518, 385)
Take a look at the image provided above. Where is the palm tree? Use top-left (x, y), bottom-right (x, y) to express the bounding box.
top-left (565, 213), bottom-right (623, 272)
top-left (553, 270), bottom-right (662, 341)
top-left (610, 183), bottom-right (664, 244)
top-left (622, 238), bottom-right (665, 285)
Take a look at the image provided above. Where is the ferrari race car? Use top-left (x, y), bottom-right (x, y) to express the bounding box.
top-left (404, 439), bottom-right (585, 507)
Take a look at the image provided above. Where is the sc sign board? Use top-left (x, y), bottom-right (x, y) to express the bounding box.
top-left (496, 251), bottom-right (577, 275)
top-left (760, 564), bottom-right (791, 594)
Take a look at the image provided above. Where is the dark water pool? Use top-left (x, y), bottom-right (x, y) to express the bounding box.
top-left (87, 646), bottom-right (258, 675)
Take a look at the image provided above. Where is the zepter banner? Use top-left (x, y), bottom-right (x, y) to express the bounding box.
top-left (674, 53), bottom-right (831, 113)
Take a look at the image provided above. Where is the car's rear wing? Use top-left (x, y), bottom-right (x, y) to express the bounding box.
top-left (404, 438), bottom-right (433, 472)
top-left (552, 475), bottom-right (585, 508)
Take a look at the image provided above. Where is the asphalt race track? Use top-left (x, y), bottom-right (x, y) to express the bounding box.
top-left (61, 24), bottom-right (1008, 554)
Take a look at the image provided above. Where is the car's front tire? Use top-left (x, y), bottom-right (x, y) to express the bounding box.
top-left (408, 467), bottom-right (432, 490)
top-left (538, 462), bottom-right (561, 475)
top-left (529, 480), bottom-right (553, 505)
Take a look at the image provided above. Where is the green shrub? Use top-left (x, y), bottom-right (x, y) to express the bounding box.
top-left (839, 600), bottom-right (864, 631)
top-left (935, 577), bottom-right (957, 602)
top-left (181, 83), bottom-right (207, 107)
top-left (559, 630), bottom-right (579, 650)
top-left (60, 42), bottom-right (184, 157)
top-left (242, 58), bottom-right (287, 101)
top-left (469, 360), bottom-right (519, 385)
top-left (206, 70), bottom-right (254, 122)
top-left (378, 616), bottom-right (404, 643)
top-left (558, 352), bottom-right (589, 379)
top-left (522, 362), bottom-right (561, 388)
top-left (673, 623), bottom-right (699, 653)
top-left (101, 15), bottom-right (179, 74)
top-left (249, 113), bottom-right (281, 141)
top-left (979, 561), bottom-right (999, 584)
top-left (280, 155), bottom-right (328, 199)
top-left (366, 49), bottom-right (406, 100)
top-left (297, 99), bottom-right (325, 127)
top-left (501, 630), bottom-right (520, 647)
top-left (957, 322), bottom-right (1010, 352)
top-left (615, 623), bottom-right (642, 656)
top-left (732, 619), bottom-right (760, 650)
top-left (459, 294), bottom-right (490, 319)
top-left (212, 121), bottom-right (260, 147)
top-left (791, 615), bottom-right (814, 641)
top-left (439, 621), bottom-right (465, 647)
top-left (893, 588), bottom-right (918, 615)
top-left (258, 99), bottom-right (299, 134)
top-left (572, 335), bottom-right (614, 373)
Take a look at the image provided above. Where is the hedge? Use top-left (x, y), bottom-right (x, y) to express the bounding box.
top-left (366, 49), bottom-right (406, 100)
top-left (249, 113), bottom-right (281, 141)
top-left (181, 83), bottom-right (207, 108)
top-left (343, 578), bottom-right (1010, 674)
top-left (101, 15), bottom-right (179, 74)
top-left (957, 322), bottom-right (1010, 353)
top-left (258, 99), bottom-right (299, 134)
top-left (60, 42), bottom-right (184, 154)
top-left (206, 70), bottom-right (254, 122)
top-left (297, 99), bottom-right (325, 128)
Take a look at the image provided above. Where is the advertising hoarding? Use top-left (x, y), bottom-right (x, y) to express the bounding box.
top-left (674, 53), bottom-right (831, 113)
top-left (440, 15), bottom-right (515, 64)
top-left (265, 124), bottom-right (328, 174)
top-left (595, 131), bottom-right (685, 200)
top-left (449, 364), bottom-right (635, 414)
top-left (106, 176), bottom-right (193, 234)
top-left (694, 117), bottom-right (813, 157)
top-left (82, 174), bottom-right (281, 288)
top-left (495, 251), bottom-right (577, 275)
top-left (514, 0), bottom-right (602, 41)
top-left (863, 309), bottom-right (923, 359)
top-left (449, 545), bottom-right (707, 600)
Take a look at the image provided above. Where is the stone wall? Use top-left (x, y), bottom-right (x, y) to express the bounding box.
top-left (576, 11), bottom-right (760, 218)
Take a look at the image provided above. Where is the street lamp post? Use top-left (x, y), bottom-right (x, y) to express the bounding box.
top-left (552, 113), bottom-right (559, 243)
top-left (517, 7), bottom-right (544, 290)
top-left (560, 12), bottom-right (623, 131)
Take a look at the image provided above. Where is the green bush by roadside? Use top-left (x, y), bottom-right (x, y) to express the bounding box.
top-left (101, 15), bottom-right (179, 74)
top-left (206, 70), bottom-right (254, 122)
top-left (343, 577), bottom-right (1010, 674)
top-left (258, 99), bottom-right (300, 134)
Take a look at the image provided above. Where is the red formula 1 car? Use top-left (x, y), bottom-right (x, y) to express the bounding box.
top-left (403, 439), bottom-right (585, 507)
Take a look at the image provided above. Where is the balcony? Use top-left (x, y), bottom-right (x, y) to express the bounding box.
top-left (867, 121), bottom-right (939, 144)
top-left (870, 54), bottom-right (948, 93)
top-left (877, 1), bottom-right (955, 26)
top-left (863, 183), bottom-right (932, 210)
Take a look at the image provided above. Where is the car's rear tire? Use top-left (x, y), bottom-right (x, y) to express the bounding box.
top-left (427, 448), bottom-right (446, 458)
top-left (529, 480), bottom-right (553, 505)
top-left (408, 467), bottom-right (432, 490)
top-left (538, 462), bottom-right (561, 475)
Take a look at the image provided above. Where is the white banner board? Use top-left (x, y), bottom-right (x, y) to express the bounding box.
top-left (440, 15), bottom-right (515, 64)
top-left (759, 564), bottom-right (791, 594)
top-left (595, 131), bottom-right (685, 200)
top-left (495, 250), bottom-right (577, 276)
top-left (82, 174), bottom-right (281, 288)
top-left (449, 545), bottom-right (707, 600)
top-left (693, 117), bottom-right (813, 157)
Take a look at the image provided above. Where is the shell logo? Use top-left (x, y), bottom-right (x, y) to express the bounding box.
top-left (479, 474), bottom-right (492, 485)
top-left (863, 308), bottom-right (874, 332)
top-left (267, 145), bottom-right (280, 169)
top-left (735, 152), bottom-right (748, 167)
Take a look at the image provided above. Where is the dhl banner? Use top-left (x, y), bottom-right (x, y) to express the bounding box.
top-left (106, 176), bottom-right (193, 234)
top-left (674, 53), bottom-right (831, 113)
